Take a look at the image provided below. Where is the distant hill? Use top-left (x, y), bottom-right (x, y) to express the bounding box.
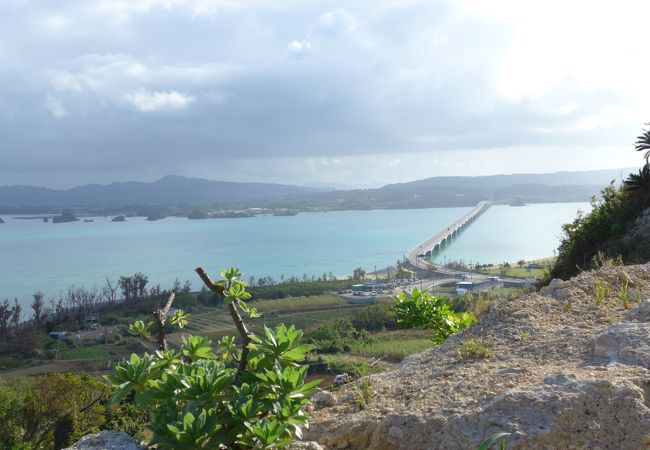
top-left (0, 168), bottom-right (636, 212)
top-left (382, 168), bottom-right (631, 190)
top-left (273, 168), bottom-right (636, 210)
top-left (0, 175), bottom-right (324, 208)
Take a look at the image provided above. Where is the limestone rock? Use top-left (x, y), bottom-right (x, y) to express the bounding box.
top-left (540, 278), bottom-right (565, 297)
top-left (625, 299), bottom-right (650, 322)
top-left (64, 431), bottom-right (145, 450)
top-left (307, 264), bottom-right (650, 449)
top-left (288, 441), bottom-right (324, 450)
top-left (312, 390), bottom-right (336, 409)
top-left (593, 322), bottom-right (650, 368)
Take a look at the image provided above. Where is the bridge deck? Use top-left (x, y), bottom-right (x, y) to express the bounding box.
top-left (406, 201), bottom-right (491, 270)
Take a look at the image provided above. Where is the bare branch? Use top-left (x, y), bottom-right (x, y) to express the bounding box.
top-left (195, 267), bottom-right (251, 374)
top-left (152, 292), bottom-right (175, 351)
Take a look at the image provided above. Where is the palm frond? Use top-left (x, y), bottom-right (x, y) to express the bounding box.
top-left (624, 163), bottom-right (650, 193)
top-left (634, 123), bottom-right (650, 162)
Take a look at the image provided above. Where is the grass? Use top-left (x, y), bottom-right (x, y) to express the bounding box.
top-left (618, 280), bottom-right (631, 309)
top-left (476, 265), bottom-right (550, 280)
top-left (194, 306), bottom-right (372, 342)
top-left (457, 337), bottom-right (493, 360)
top-left (351, 365), bottom-right (375, 410)
top-left (468, 293), bottom-right (492, 317)
top-left (349, 330), bottom-right (434, 362)
top-left (63, 345), bottom-right (109, 360)
top-left (251, 294), bottom-right (348, 312)
top-left (314, 354), bottom-right (388, 375)
top-left (593, 281), bottom-right (610, 304)
top-left (517, 330), bottom-right (531, 343)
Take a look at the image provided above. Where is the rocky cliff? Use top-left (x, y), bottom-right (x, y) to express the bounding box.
top-left (306, 264), bottom-right (650, 449)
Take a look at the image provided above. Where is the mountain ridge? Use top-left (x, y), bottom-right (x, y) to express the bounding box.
top-left (0, 168), bottom-right (637, 210)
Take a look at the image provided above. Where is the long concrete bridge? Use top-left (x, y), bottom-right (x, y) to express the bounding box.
top-left (405, 201), bottom-right (491, 271)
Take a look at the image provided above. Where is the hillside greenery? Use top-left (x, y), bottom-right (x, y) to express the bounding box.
top-left (550, 125), bottom-right (650, 280)
top-left (0, 373), bottom-right (147, 450)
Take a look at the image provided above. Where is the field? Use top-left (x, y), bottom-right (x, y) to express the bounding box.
top-left (2, 288), bottom-right (434, 378)
top-left (63, 345), bottom-right (109, 360)
top-left (476, 265), bottom-right (550, 280)
top-left (252, 294), bottom-right (349, 312)
top-left (349, 330), bottom-right (434, 362)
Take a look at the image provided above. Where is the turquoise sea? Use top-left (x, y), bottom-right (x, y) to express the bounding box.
top-left (0, 202), bottom-right (589, 309)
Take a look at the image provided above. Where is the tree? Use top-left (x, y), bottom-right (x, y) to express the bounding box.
top-left (31, 292), bottom-right (46, 329)
top-left (0, 299), bottom-right (10, 341)
top-left (353, 267), bottom-right (366, 281)
top-left (396, 259), bottom-right (405, 279)
top-left (517, 259), bottom-right (526, 268)
top-left (624, 163), bottom-right (650, 195)
top-left (118, 276), bottom-right (135, 302)
top-left (11, 299), bottom-right (21, 336)
top-left (102, 277), bottom-right (118, 304)
top-left (119, 273), bottom-right (149, 302)
top-left (635, 123), bottom-right (650, 163)
top-left (133, 272), bottom-right (148, 299)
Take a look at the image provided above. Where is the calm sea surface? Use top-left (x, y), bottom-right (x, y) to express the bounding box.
top-left (1, 202), bottom-right (589, 309)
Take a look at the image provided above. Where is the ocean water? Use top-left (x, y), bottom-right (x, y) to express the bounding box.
top-left (0, 202), bottom-right (589, 309)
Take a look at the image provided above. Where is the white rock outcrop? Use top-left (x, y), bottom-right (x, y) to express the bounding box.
top-left (593, 322), bottom-right (650, 367)
top-left (64, 430), bottom-right (145, 450)
top-left (307, 263), bottom-right (650, 449)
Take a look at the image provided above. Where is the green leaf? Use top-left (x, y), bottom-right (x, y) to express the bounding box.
top-left (478, 432), bottom-right (510, 450)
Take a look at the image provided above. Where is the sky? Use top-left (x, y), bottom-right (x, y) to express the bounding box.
top-left (1, 0), bottom-right (649, 189)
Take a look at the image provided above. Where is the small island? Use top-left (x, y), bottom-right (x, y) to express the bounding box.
top-left (52, 210), bottom-right (78, 223)
top-left (188, 209), bottom-right (208, 220)
top-left (111, 215), bottom-right (126, 222)
top-left (0, 217), bottom-right (4, 224)
top-left (211, 210), bottom-right (255, 218)
top-left (273, 209), bottom-right (298, 216)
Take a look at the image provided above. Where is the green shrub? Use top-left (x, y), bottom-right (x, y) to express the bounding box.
top-left (307, 319), bottom-right (372, 353)
top-left (0, 373), bottom-right (134, 450)
top-left (107, 267), bottom-right (320, 449)
top-left (394, 289), bottom-right (476, 345)
top-left (351, 304), bottom-right (398, 332)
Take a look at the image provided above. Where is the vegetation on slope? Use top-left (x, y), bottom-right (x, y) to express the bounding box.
top-left (550, 125), bottom-right (650, 280)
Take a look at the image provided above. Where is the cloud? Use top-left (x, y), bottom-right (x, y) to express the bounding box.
top-left (318, 9), bottom-right (357, 31)
top-left (288, 38), bottom-right (311, 54)
top-left (124, 90), bottom-right (195, 112)
top-left (0, 0), bottom-right (647, 188)
top-left (44, 93), bottom-right (67, 118)
top-left (85, 0), bottom-right (246, 24)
